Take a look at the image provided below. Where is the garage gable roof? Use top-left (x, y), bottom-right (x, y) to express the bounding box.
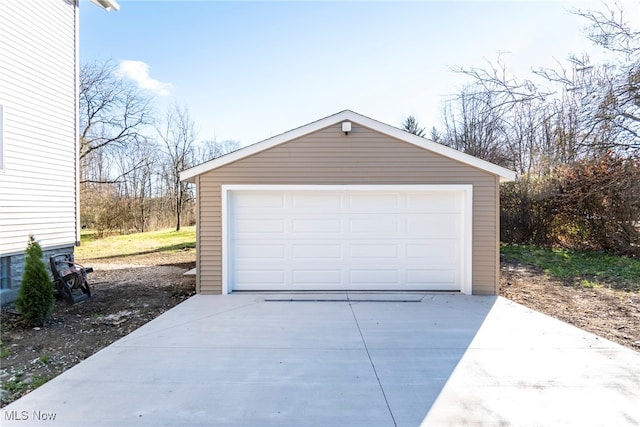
top-left (180, 110), bottom-right (517, 182)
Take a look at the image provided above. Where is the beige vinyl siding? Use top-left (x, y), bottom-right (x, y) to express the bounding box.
top-left (0, 0), bottom-right (78, 255)
top-left (196, 122), bottom-right (499, 295)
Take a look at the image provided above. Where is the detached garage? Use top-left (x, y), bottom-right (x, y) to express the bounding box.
top-left (181, 110), bottom-right (515, 295)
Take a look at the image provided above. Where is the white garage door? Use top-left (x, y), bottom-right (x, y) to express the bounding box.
top-left (225, 186), bottom-right (471, 293)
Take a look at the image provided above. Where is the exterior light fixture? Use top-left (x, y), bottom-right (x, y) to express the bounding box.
top-left (342, 121), bottom-right (352, 135)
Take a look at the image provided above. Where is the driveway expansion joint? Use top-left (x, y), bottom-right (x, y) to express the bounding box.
top-left (348, 301), bottom-right (398, 427)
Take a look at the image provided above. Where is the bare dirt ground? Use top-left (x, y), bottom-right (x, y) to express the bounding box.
top-left (1, 254), bottom-right (638, 407)
top-left (500, 259), bottom-right (640, 351)
top-left (0, 252), bottom-right (196, 407)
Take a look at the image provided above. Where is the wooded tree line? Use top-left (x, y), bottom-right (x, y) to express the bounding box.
top-left (405, 5), bottom-right (640, 256)
top-left (79, 61), bottom-right (239, 235)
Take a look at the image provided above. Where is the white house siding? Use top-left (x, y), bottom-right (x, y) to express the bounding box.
top-left (0, 0), bottom-right (78, 300)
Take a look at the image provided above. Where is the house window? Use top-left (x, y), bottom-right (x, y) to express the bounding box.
top-left (0, 256), bottom-right (10, 289)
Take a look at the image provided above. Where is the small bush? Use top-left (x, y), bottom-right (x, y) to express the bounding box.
top-left (500, 175), bottom-right (558, 245)
top-left (554, 155), bottom-right (640, 256)
top-left (15, 236), bottom-right (55, 327)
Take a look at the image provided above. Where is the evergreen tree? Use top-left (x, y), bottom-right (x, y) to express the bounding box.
top-left (15, 236), bottom-right (55, 327)
top-left (401, 115), bottom-right (426, 137)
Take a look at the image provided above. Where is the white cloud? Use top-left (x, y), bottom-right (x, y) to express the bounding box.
top-left (116, 60), bottom-right (173, 96)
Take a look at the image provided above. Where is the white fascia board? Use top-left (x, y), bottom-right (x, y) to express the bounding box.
top-left (180, 110), bottom-right (516, 183)
top-left (90, 0), bottom-right (120, 12)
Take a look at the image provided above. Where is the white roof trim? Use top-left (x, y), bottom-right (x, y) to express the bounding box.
top-left (91, 0), bottom-right (120, 12)
top-left (180, 110), bottom-right (516, 183)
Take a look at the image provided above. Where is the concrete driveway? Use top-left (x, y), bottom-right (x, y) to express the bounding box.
top-left (2, 294), bottom-right (639, 426)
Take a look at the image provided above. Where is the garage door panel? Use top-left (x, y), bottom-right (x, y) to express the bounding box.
top-left (406, 241), bottom-right (458, 259)
top-left (228, 188), bottom-right (468, 292)
top-left (292, 193), bottom-right (342, 209)
top-left (350, 244), bottom-right (398, 259)
top-left (349, 217), bottom-right (399, 234)
top-left (351, 270), bottom-right (399, 284)
top-left (292, 244), bottom-right (342, 259)
top-left (292, 218), bottom-right (342, 233)
top-left (406, 215), bottom-right (461, 238)
top-left (235, 270), bottom-right (285, 284)
top-left (235, 244), bottom-right (285, 259)
top-left (349, 193), bottom-right (399, 210)
top-left (235, 219), bottom-right (284, 233)
top-left (406, 192), bottom-right (462, 212)
top-left (407, 269), bottom-right (457, 286)
top-left (235, 192), bottom-right (285, 208)
top-left (293, 270), bottom-right (342, 284)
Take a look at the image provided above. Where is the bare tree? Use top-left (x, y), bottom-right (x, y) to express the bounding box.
top-left (451, 54), bottom-right (551, 110)
top-left (157, 103), bottom-right (197, 231)
top-left (577, 2), bottom-right (640, 57)
top-left (112, 136), bottom-right (158, 232)
top-left (441, 86), bottom-right (510, 167)
top-left (576, 3), bottom-right (639, 151)
top-left (197, 139), bottom-right (241, 163)
top-left (534, 4), bottom-right (640, 153)
top-left (446, 55), bottom-right (569, 172)
top-left (79, 60), bottom-right (154, 183)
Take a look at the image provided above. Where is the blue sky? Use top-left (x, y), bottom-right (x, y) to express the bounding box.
top-left (80, 0), bottom-right (634, 146)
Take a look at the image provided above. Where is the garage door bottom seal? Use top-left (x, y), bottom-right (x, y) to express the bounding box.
top-left (263, 293), bottom-right (429, 302)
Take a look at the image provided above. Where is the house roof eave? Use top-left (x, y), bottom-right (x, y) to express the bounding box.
top-left (90, 0), bottom-right (120, 12)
